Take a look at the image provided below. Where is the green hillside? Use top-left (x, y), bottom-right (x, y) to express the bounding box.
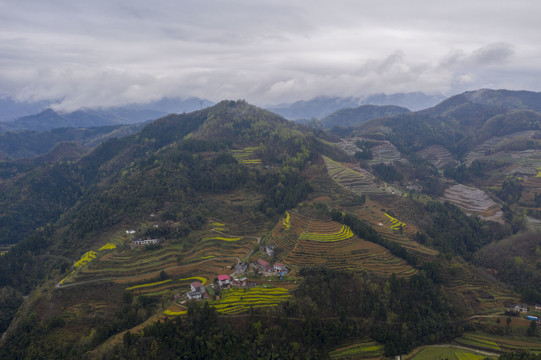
top-left (1, 95), bottom-right (541, 359)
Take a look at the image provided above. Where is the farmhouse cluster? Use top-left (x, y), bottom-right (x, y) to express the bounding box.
top-left (507, 303), bottom-right (541, 321)
top-left (183, 259), bottom-right (288, 301)
top-left (125, 229), bottom-right (161, 247)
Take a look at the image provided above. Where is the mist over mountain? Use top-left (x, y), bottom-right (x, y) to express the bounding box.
top-left (320, 104), bottom-right (411, 129)
top-left (0, 98), bottom-right (50, 122)
top-left (267, 92), bottom-right (444, 120)
top-left (0, 97), bottom-right (214, 133)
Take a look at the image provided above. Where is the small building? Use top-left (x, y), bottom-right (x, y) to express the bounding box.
top-left (273, 262), bottom-right (286, 272)
top-left (262, 245), bottom-right (275, 257)
top-left (126, 230), bottom-right (136, 235)
top-left (217, 274), bottom-right (231, 287)
top-left (535, 304), bottom-right (541, 311)
top-left (191, 281), bottom-right (203, 292)
top-left (257, 259), bottom-right (271, 271)
top-left (514, 303), bottom-right (529, 313)
top-left (235, 262), bottom-right (248, 274)
top-left (132, 238), bottom-right (159, 246)
top-left (187, 291), bottom-right (202, 300)
top-left (527, 315), bottom-right (539, 321)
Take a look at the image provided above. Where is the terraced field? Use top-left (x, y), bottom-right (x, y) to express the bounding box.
top-left (464, 131), bottom-right (539, 166)
top-left (369, 141), bottom-right (407, 164)
top-left (329, 340), bottom-right (383, 359)
top-left (454, 332), bottom-right (541, 353)
top-left (59, 225), bottom-right (258, 293)
top-left (270, 211), bottom-right (415, 277)
top-left (405, 346), bottom-right (490, 360)
top-left (208, 286), bottom-right (291, 314)
top-left (417, 145), bottom-right (458, 169)
top-left (356, 202), bottom-right (438, 258)
top-left (444, 262), bottom-right (515, 312)
top-left (323, 156), bottom-right (387, 196)
top-left (441, 184), bottom-right (503, 222)
top-left (231, 146), bottom-right (262, 165)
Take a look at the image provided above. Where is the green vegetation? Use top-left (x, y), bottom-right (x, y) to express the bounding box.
top-left (329, 340), bottom-right (382, 359)
top-left (407, 346), bottom-right (488, 360)
top-left (209, 286), bottom-right (290, 314)
top-left (5, 94), bottom-right (541, 359)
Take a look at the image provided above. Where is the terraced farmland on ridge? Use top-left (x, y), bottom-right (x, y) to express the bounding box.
top-left (323, 156), bottom-right (387, 196)
top-left (444, 262), bottom-right (515, 312)
top-left (354, 202), bottom-right (438, 257)
top-left (269, 211), bottom-right (415, 277)
top-left (60, 226), bottom-right (258, 293)
top-left (417, 145), bottom-right (458, 169)
top-left (369, 141), bottom-right (407, 164)
top-left (231, 146), bottom-right (262, 164)
top-left (208, 286), bottom-right (291, 314)
top-left (464, 130), bottom-right (540, 166)
top-left (441, 184), bottom-right (503, 222)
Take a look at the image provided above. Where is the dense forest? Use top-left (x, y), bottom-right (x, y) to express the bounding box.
top-left (101, 268), bottom-right (459, 360)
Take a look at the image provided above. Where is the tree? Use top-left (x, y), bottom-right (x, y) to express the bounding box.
top-left (527, 320), bottom-right (537, 337)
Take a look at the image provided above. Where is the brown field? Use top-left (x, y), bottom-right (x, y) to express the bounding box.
top-left (417, 145), bottom-right (459, 169)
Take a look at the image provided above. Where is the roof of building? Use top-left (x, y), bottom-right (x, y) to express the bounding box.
top-left (191, 281), bottom-right (202, 287)
top-left (257, 259), bottom-right (270, 266)
top-left (217, 274), bottom-right (231, 281)
top-left (274, 262), bottom-right (285, 268)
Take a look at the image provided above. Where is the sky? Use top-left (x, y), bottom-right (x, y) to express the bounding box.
top-left (0, 0), bottom-right (540, 111)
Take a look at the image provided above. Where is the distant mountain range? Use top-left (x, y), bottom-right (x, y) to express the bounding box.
top-left (0, 97), bottom-right (214, 133)
top-left (266, 92), bottom-right (444, 120)
top-left (319, 104), bottom-right (411, 129)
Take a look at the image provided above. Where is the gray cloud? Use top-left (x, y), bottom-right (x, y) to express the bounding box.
top-left (0, 0), bottom-right (540, 110)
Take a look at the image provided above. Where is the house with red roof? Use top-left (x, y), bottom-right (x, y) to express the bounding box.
top-left (256, 259), bottom-right (271, 271)
top-left (217, 274), bottom-right (230, 287)
top-left (273, 262), bottom-right (286, 272)
top-left (191, 281), bottom-right (202, 292)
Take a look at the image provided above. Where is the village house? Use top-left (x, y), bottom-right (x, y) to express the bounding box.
top-left (217, 274), bottom-right (231, 287)
top-left (256, 259), bottom-right (272, 271)
top-left (187, 291), bottom-right (202, 300)
top-left (234, 262), bottom-right (248, 274)
top-left (262, 244), bottom-right (275, 257)
top-left (535, 304), bottom-right (541, 311)
top-left (514, 303), bottom-right (529, 313)
top-left (126, 230), bottom-right (136, 235)
top-left (273, 262), bottom-right (286, 272)
top-left (131, 238), bottom-right (159, 246)
top-left (191, 281), bottom-right (205, 294)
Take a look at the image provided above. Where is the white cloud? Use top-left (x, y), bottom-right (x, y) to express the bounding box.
top-left (0, 0), bottom-right (540, 110)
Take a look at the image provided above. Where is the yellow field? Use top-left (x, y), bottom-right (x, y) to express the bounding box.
top-left (179, 276), bottom-right (208, 285)
top-left (209, 286), bottom-right (290, 314)
top-left (125, 279), bottom-right (172, 291)
top-left (99, 243), bottom-right (117, 251)
top-left (201, 236), bottom-right (242, 242)
top-left (299, 224), bottom-right (353, 242)
top-left (384, 213), bottom-right (406, 231)
top-left (74, 251), bottom-right (97, 269)
top-left (283, 211), bottom-right (291, 229)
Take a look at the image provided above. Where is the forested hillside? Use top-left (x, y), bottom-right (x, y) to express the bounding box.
top-left (2, 94), bottom-right (541, 359)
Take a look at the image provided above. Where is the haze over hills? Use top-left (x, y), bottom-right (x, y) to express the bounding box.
top-left (267, 92), bottom-right (444, 120)
top-left (319, 104), bottom-right (411, 129)
top-left (3, 90), bottom-right (541, 358)
top-left (0, 97), bottom-right (215, 133)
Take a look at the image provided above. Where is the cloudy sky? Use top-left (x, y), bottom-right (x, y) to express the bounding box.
top-left (1, 0), bottom-right (540, 111)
